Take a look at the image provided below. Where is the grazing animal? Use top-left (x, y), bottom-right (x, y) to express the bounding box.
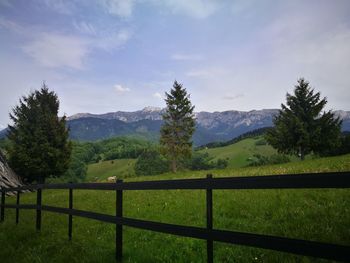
top-left (107, 176), bottom-right (116, 182)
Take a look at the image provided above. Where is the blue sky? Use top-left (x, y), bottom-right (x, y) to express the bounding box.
top-left (1, 0), bottom-right (350, 128)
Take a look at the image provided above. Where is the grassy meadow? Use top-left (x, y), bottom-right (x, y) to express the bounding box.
top-left (0, 154), bottom-right (350, 262)
top-left (198, 136), bottom-right (300, 168)
top-left (86, 159), bottom-right (136, 182)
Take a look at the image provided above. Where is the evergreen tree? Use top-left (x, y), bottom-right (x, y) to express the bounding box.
top-left (266, 78), bottom-right (342, 160)
top-left (160, 81), bottom-right (195, 172)
top-left (7, 84), bottom-right (72, 183)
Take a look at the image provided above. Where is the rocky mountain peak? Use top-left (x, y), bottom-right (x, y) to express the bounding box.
top-left (142, 106), bottom-right (162, 112)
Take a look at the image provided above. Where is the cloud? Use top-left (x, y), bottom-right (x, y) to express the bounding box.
top-left (0, 17), bottom-right (26, 35)
top-left (99, 0), bottom-right (220, 19)
top-left (100, 0), bottom-right (134, 18)
top-left (73, 21), bottom-right (97, 35)
top-left (96, 29), bottom-right (131, 51)
top-left (22, 33), bottom-right (89, 70)
top-left (153, 0), bottom-right (220, 19)
top-left (171, 53), bottom-right (203, 61)
top-left (41, 0), bottom-right (75, 15)
top-left (153, 92), bottom-right (163, 99)
top-left (0, 18), bottom-right (131, 69)
top-left (186, 68), bottom-right (228, 78)
top-left (114, 84), bottom-right (130, 93)
top-left (222, 94), bottom-right (244, 100)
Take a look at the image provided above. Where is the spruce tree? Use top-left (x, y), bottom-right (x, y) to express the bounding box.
top-left (7, 84), bottom-right (72, 183)
top-left (266, 78), bottom-right (342, 160)
top-left (160, 81), bottom-right (195, 172)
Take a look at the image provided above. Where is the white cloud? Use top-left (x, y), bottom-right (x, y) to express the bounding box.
top-left (153, 0), bottom-right (220, 19)
top-left (0, 18), bottom-right (131, 69)
top-left (73, 21), bottom-right (97, 35)
top-left (153, 92), bottom-right (163, 99)
top-left (100, 0), bottom-right (134, 18)
top-left (22, 33), bottom-right (89, 70)
top-left (96, 29), bottom-right (131, 51)
top-left (171, 53), bottom-right (203, 61)
top-left (42, 0), bottom-right (75, 15)
top-left (0, 17), bottom-right (26, 35)
top-left (114, 84), bottom-right (130, 93)
top-left (222, 94), bottom-right (244, 100)
top-left (186, 68), bottom-right (228, 78)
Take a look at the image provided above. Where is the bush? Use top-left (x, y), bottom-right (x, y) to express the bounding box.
top-left (248, 154), bottom-right (290, 167)
top-left (320, 133), bottom-right (350, 156)
top-left (269, 154), bottom-right (290, 164)
top-left (190, 153), bottom-right (214, 170)
top-left (188, 153), bottom-right (228, 170)
top-left (215, 158), bottom-right (229, 169)
top-left (134, 150), bottom-right (169, 176)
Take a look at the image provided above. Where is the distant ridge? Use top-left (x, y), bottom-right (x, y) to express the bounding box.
top-left (1, 108), bottom-right (350, 146)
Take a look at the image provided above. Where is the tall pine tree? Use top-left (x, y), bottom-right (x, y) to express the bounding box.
top-left (266, 78), bottom-right (342, 160)
top-left (160, 81), bottom-right (195, 172)
top-left (8, 84), bottom-right (72, 183)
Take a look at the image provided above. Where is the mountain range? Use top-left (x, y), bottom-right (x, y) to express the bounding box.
top-left (1, 107), bottom-right (350, 146)
top-left (66, 107), bottom-right (350, 146)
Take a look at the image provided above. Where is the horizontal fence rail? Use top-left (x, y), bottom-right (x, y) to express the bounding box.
top-left (1, 171), bottom-right (350, 262)
top-left (3, 171), bottom-right (350, 192)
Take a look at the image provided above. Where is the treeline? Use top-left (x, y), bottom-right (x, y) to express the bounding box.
top-left (61, 136), bottom-right (153, 182)
top-left (134, 150), bottom-right (228, 176)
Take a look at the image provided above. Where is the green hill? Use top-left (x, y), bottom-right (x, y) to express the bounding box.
top-left (198, 136), bottom-right (293, 168)
top-left (0, 154), bottom-right (349, 262)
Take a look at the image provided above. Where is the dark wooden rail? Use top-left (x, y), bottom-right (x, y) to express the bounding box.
top-left (1, 171), bottom-right (350, 262)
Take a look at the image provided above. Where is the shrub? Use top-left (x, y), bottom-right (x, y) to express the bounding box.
top-left (248, 154), bottom-right (290, 167)
top-left (189, 153), bottom-right (228, 170)
top-left (215, 158), bottom-right (229, 169)
top-left (190, 153), bottom-right (214, 170)
top-left (134, 150), bottom-right (169, 176)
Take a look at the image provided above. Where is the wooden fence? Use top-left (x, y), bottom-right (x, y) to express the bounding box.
top-left (1, 172), bottom-right (350, 262)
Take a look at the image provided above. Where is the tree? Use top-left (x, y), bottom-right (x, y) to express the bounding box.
top-left (7, 84), bottom-right (72, 183)
top-left (266, 78), bottom-right (342, 160)
top-left (160, 81), bottom-right (195, 172)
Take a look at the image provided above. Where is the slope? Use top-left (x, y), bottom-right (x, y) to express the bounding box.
top-left (198, 136), bottom-right (282, 168)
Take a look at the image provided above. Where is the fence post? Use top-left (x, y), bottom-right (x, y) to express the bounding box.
top-left (1, 190), bottom-right (5, 222)
top-left (116, 179), bottom-right (123, 261)
top-left (207, 174), bottom-right (213, 263)
top-left (68, 188), bottom-right (73, 241)
top-left (36, 188), bottom-right (42, 231)
top-left (16, 191), bottom-right (20, 224)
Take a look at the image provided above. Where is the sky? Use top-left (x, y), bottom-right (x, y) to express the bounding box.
top-left (0, 0), bottom-right (350, 128)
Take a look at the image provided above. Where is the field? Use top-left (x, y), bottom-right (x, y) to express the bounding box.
top-left (86, 159), bottom-right (136, 182)
top-left (0, 154), bottom-right (349, 262)
top-left (198, 137), bottom-right (297, 168)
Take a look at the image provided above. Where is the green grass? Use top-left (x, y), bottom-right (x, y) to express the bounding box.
top-left (198, 137), bottom-right (293, 168)
top-left (1, 154), bottom-right (350, 262)
top-left (86, 159), bottom-right (136, 182)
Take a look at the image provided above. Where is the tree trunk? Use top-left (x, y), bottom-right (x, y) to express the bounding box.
top-left (300, 147), bottom-right (305, 161)
top-left (37, 176), bottom-right (45, 184)
top-left (171, 159), bottom-right (177, 173)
